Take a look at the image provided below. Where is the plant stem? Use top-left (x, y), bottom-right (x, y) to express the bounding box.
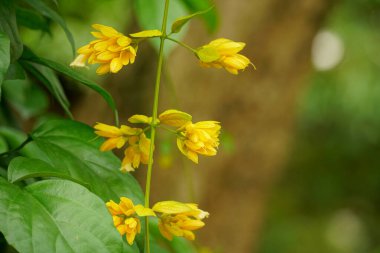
top-left (144, 0), bottom-right (170, 252)
top-left (166, 36), bottom-right (197, 53)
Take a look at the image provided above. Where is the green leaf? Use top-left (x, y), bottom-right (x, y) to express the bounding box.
top-left (24, 0), bottom-right (75, 55)
top-left (3, 79), bottom-right (48, 119)
top-left (0, 178), bottom-right (131, 253)
top-left (19, 119), bottom-right (145, 204)
top-left (8, 156), bottom-right (90, 188)
top-left (20, 60), bottom-right (73, 119)
top-left (21, 47), bottom-right (119, 125)
top-left (5, 62), bottom-right (26, 80)
top-left (0, 32), bottom-right (10, 96)
top-left (180, 0), bottom-right (219, 33)
top-left (16, 7), bottom-right (51, 33)
top-left (0, 135), bottom-right (8, 153)
top-left (0, 0), bottom-right (23, 62)
top-left (196, 46), bottom-right (220, 63)
top-left (171, 6), bottom-right (214, 34)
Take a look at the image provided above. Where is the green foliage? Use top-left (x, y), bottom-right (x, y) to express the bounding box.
top-left (0, 33), bottom-right (10, 95)
top-left (24, 0), bottom-right (75, 55)
top-left (0, 178), bottom-right (136, 253)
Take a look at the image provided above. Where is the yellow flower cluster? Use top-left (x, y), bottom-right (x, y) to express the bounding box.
top-left (70, 24), bottom-right (137, 74)
top-left (153, 201), bottom-right (209, 241)
top-left (197, 38), bottom-right (254, 75)
top-left (94, 122), bottom-right (151, 172)
top-left (106, 198), bottom-right (208, 244)
top-left (71, 24), bottom-right (162, 75)
top-left (158, 109), bottom-right (221, 163)
top-left (106, 197), bottom-right (155, 245)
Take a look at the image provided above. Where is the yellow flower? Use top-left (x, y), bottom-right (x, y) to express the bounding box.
top-left (121, 133), bottom-right (152, 172)
top-left (152, 201), bottom-right (209, 241)
top-left (106, 197), bottom-right (155, 245)
top-left (70, 24), bottom-right (137, 75)
top-left (94, 123), bottom-right (141, 151)
top-left (177, 121), bottom-right (221, 163)
top-left (197, 38), bottom-right (254, 75)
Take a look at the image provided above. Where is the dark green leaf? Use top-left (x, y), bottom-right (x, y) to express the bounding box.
top-left (5, 62), bottom-right (26, 80)
top-left (20, 60), bottom-right (73, 119)
top-left (0, 0), bottom-right (23, 62)
top-left (0, 178), bottom-right (130, 253)
top-left (0, 32), bottom-right (10, 96)
top-left (20, 119), bottom-right (145, 204)
top-left (21, 48), bottom-right (119, 125)
top-left (0, 135), bottom-right (8, 153)
top-left (8, 156), bottom-right (90, 188)
top-left (180, 0), bottom-right (219, 33)
top-left (24, 0), bottom-right (75, 55)
top-left (3, 79), bottom-right (48, 119)
top-left (171, 6), bottom-right (214, 34)
top-left (16, 7), bottom-right (51, 33)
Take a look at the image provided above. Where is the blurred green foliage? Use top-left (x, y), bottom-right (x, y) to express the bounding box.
top-left (258, 1), bottom-right (380, 253)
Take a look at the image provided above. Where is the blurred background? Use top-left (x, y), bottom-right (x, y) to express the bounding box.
top-left (5, 0), bottom-right (380, 252)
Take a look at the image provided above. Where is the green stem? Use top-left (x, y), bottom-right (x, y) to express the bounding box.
top-left (144, 0), bottom-right (170, 252)
top-left (166, 36), bottom-right (196, 53)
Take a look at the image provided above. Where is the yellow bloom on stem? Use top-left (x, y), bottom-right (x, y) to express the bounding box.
top-left (70, 24), bottom-right (137, 75)
top-left (197, 38), bottom-right (254, 75)
top-left (121, 133), bottom-right (152, 172)
top-left (177, 121), bottom-right (221, 163)
top-left (106, 197), bottom-right (155, 245)
top-left (152, 201), bottom-right (209, 241)
top-left (94, 123), bottom-right (141, 151)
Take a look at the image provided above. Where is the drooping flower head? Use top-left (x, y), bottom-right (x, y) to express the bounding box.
top-left (106, 197), bottom-right (155, 245)
top-left (177, 121), bottom-right (221, 163)
top-left (152, 201), bottom-right (209, 241)
top-left (94, 123), bottom-right (141, 151)
top-left (70, 24), bottom-right (137, 75)
top-left (197, 38), bottom-right (254, 75)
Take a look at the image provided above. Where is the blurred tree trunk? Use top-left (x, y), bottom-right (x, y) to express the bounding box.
top-left (72, 0), bottom-right (333, 252)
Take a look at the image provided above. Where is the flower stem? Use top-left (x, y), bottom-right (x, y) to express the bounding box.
top-left (144, 0), bottom-right (170, 252)
top-left (166, 36), bottom-right (197, 53)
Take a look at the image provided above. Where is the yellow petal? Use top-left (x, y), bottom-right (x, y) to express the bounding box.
top-left (186, 150), bottom-right (199, 163)
top-left (110, 58), bottom-right (123, 73)
top-left (117, 36), bottom-right (132, 46)
top-left (100, 137), bottom-right (120, 151)
top-left (158, 221), bottom-right (173, 241)
top-left (129, 30), bottom-right (162, 38)
top-left (70, 54), bottom-right (87, 68)
top-left (96, 64), bottom-right (110, 75)
top-left (92, 24), bottom-right (120, 37)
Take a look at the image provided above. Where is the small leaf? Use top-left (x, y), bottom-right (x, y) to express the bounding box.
top-left (0, 178), bottom-right (128, 253)
top-left (171, 6), bottom-right (214, 34)
top-left (24, 0), bottom-right (75, 55)
top-left (20, 60), bottom-right (73, 119)
top-left (130, 30), bottom-right (162, 38)
top-left (21, 47), bottom-right (119, 125)
top-left (195, 46), bottom-right (220, 63)
top-left (0, 0), bottom-right (23, 62)
top-left (180, 0), bottom-right (219, 33)
top-left (0, 32), bottom-right (10, 96)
